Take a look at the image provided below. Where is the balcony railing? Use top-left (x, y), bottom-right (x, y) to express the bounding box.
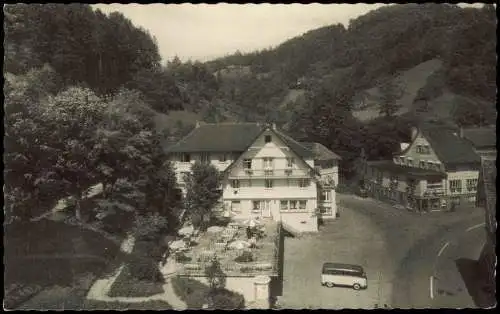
top-left (229, 168), bottom-right (312, 179)
top-left (423, 187), bottom-right (445, 196)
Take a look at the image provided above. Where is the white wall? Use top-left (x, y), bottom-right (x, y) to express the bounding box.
top-left (447, 170), bottom-right (479, 195)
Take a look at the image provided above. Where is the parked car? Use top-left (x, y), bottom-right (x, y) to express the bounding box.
top-left (321, 262), bottom-right (368, 290)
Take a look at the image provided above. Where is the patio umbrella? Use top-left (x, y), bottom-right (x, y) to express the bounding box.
top-left (178, 225), bottom-right (195, 237)
top-left (243, 217), bottom-right (261, 228)
top-left (169, 239), bottom-right (187, 251)
top-left (207, 226), bottom-right (224, 233)
top-left (227, 240), bottom-right (251, 250)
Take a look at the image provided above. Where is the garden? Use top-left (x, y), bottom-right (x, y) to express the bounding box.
top-left (169, 217), bottom-right (279, 277)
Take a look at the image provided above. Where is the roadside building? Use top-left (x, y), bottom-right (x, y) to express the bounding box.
top-left (365, 123), bottom-right (481, 212)
top-left (164, 122), bottom-right (341, 234)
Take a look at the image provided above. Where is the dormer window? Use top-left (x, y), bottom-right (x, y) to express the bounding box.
top-left (243, 159), bottom-right (252, 169)
top-left (286, 157), bottom-right (295, 168)
top-left (265, 135), bottom-right (272, 143)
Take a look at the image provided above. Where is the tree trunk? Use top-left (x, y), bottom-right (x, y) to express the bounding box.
top-left (75, 198), bottom-right (82, 221)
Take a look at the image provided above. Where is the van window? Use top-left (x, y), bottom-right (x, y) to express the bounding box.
top-left (322, 267), bottom-right (364, 277)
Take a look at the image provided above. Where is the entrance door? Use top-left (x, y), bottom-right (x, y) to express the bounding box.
top-left (262, 200), bottom-right (272, 218)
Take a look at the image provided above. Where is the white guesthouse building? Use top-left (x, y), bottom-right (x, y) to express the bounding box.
top-left (165, 122), bottom-right (341, 234)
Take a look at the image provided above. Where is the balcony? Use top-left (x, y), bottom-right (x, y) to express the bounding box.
top-left (423, 187), bottom-right (445, 197)
top-left (229, 168), bottom-right (312, 179)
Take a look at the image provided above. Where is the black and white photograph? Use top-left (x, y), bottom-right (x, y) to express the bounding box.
top-left (3, 3), bottom-right (496, 310)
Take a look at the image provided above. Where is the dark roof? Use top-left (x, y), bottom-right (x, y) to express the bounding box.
top-left (164, 122), bottom-right (314, 158)
top-left (420, 126), bottom-right (481, 166)
top-left (462, 127), bottom-right (497, 149)
top-left (300, 142), bottom-right (342, 160)
top-left (273, 129), bottom-right (315, 158)
top-left (164, 123), bottom-right (263, 153)
top-left (367, 160), bottom-right (447, 179)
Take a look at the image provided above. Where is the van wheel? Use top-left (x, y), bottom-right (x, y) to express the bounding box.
top-left (325, 282), bottom-right (335, 288)
top-left (353, 283), bottom-right (361, 290)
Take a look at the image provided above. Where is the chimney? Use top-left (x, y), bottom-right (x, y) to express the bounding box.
top-left (459, 126), bottom-right (464, 138)
top-left (410, 126), bottom-right (418, 141)
top-left (272, 123), bottom-right (277, 130)
top-left (195, 120), bottom-right (200, 128)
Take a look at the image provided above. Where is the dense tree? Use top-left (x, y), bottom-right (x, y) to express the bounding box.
top-left (379, 79), bottom-right (404, 117)
top-left (183, 163), bottom-right (222, 231)
top-left (4, 4), bottom-right (161, 94)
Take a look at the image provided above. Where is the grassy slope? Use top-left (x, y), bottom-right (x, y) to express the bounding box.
top-left (352, 59), bottom-right (444, 122)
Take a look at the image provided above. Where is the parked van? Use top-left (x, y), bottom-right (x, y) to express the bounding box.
top-left (321, 263), bottom-right (367, 290)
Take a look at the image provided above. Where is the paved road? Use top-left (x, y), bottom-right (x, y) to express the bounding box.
top-left (279, 197), bottom-right (394, 309)
top-left (337, 193), bottom-right (485, 309)
top-left (431, 225), bottom-right (488, 308)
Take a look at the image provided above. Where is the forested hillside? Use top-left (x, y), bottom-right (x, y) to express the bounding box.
top-left (4, 3), bottom-right (496, 189)
top-left (202, 3), bottom-right (496, 179)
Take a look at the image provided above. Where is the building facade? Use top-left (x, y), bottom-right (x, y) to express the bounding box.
top-left (165, 122), bottom-right (340, 234)
top-left (365, 124), bottom-right (482, 212)
top-left (476, 157), bottom-right (496, 297)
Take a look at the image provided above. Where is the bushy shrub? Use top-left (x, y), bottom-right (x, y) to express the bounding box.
top-left (234, 251), bottom-right (253, 263)
top-left (128, 258), bottom-right (163, 283)
top-left (211, 288), bottom-right (245, 310)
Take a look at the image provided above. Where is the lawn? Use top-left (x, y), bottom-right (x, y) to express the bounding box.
top-left (4, 219), bottom-right (125, 309)
top-left (108, 263), bottom-right (164, 298)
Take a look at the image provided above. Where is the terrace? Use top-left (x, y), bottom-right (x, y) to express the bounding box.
top-left (169, 218), bottom-right (281, 278)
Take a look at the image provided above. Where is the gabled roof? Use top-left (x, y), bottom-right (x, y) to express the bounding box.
top-left (164, 123), bottom-right (263, 153)
top-left (462, 126), bottom-right (497, 149)
top-left (419, 126), bottom-right (481, 166)
top-left (164, 122), bottom-right (315, 159)
top-left (300, 142), bottom-right (342, 161)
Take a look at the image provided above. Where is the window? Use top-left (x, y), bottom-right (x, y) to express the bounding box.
top-left (248, 179), bottom-right (252, 187)
top-left (299, 179), bottom-right (310, 188)
top-left (419, 161), bottom-right (426, 168)
top-left (320, 191), bottom-right (330, 201)
top-left (252, 201), bottom-right (261, 210)
top-left (390, 175), bottom-right (399, 182)
top-left (466, 179), bottom-right (478, 192)
top-left (201, 153), bottom-right (210, 164)
top-left (265, 179), bottom-right (273, 189)
top-left (417, 145), bottom-right (431, 154)
top-left (280, 200), bottom-right (288, 210)
top-left (407, 158), bottom-right (414, 166)
top-left (286, 157), bottom-right (295, 168)
top-left (243, 159), bottom-right (252, 169)
top-left (299, 200), bottom-right (307, 209)
top-left (449, 180), bottom-right (462, 193)
top-left (263, 157), bottom-right (274, 169)
top-left (290, 200), bottom-right (298, 210)
top-left (219, 154), bottom-right (227, 162)
top-left (181, 153), bottom-right (191, 162)
top-left (231, 180), bottom-right (240, 189)
top-left (231, 201), bottom-right (241, 213)
top-left (376, 171), bottom-right (383, 183)
top-left (265, 135), bottom-right (272, 143)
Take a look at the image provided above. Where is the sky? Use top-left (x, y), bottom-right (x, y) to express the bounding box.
top-left (92, 3), bottom-right (487, 64)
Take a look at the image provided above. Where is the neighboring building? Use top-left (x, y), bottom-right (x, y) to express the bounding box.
top-left (365, 124), bottom-right (482, 211)
top-left (164, 122), bottom-right (341, 233)
top-left (476, 157), bottom-right (496, 294)
top-left (460, 125), bottom-right (497, 158)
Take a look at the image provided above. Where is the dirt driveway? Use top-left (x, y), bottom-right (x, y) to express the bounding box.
top-left (278, 204), bottom-right (395, 309)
